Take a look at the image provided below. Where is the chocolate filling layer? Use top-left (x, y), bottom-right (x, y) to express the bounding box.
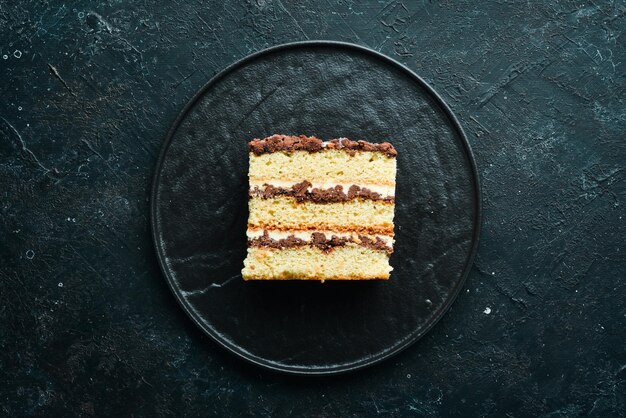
top-left (250, 181), bottom-right (394, 203)
top-left (248, 135), bottom-right (397, 158)
top-left (249, 230), bottom-right (393, 254)
top-left (249, 223), bottom-right (394, 235)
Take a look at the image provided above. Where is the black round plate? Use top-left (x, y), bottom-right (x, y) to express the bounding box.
top-left (151, 41), bottom-right (480, 375)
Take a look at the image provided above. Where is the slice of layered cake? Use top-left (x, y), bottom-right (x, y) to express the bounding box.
top-left (242, 135), bottom-right (397, 281)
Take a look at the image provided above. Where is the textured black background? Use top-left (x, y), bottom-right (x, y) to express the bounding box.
top-left (1, 1), bottom-right (624, 416)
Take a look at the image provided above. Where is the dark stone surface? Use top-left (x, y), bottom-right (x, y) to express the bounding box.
top-left (1, 0), bottom-right (624, 416)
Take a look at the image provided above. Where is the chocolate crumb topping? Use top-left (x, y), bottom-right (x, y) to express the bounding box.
top-left (326, 138), bottom-right (397, 158)
top-left (249, 135), bottom-right (323, 155)
top-left (248, 230), bottom-right (393, 253)
top-left (250, 182), bottom-right (394, 203)
top-left (248, 135), bottom-right (397, 157)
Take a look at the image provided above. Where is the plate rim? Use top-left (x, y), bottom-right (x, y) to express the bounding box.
top-left (150, 40), bottom-right (482, 376)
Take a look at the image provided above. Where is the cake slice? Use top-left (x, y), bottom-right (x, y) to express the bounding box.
top-left (242, 135), bottom-right (397, 281)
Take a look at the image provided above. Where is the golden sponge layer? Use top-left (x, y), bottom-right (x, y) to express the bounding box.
top-left (249, 150), bottom-right (396, 185)
top-left (248, 197), bottom-right (394, 232)
top-left (242, 245), bottom-right (392, 280)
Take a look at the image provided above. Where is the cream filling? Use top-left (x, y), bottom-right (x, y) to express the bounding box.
top-left (249, 180), bottom-right (395, 199)
top-left (321, 138), bottom-right (363, 147)
top-left (246, 229), bottom-right (394, 247)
